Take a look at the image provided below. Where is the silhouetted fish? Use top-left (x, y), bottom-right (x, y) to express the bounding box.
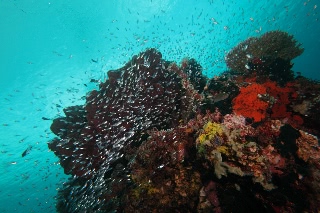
top-left (90, 79), bottom-right (99, 83)
top-left (42, 117), bottom-right (51, 120)
top-left (22, 146), bottom-right (32, 157)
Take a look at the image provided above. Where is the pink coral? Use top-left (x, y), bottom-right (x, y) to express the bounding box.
top-left (223, 113), bottom-right (255, 141)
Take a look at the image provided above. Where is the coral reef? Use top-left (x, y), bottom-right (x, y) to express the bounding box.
top-left (49, 48), bottom-right (202, 211)
top-left (48, 32), bottom-right (320, 212)
top-left (290, 77), bottom-right (320, 135)
top-left (124, 126), bottom-right (201, 212)
top-left (180, 58), bottom-right (207, 93)
top-left (195, 114), bottom-right (276, 191)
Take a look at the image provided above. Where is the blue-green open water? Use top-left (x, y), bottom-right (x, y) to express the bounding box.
top-left (0, 0), bottom-right (319, 212)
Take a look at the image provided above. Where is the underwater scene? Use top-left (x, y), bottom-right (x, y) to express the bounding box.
top-left (1, 0), bottom-right (320, 212)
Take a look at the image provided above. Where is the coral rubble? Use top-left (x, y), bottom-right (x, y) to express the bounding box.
top-left (48, 31), bottom-right (320, 212)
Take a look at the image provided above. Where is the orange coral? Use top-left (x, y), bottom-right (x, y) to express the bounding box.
top-left (232, 83), bottom-right (268, 122)
top-left (232, 80), bottom-right (300, 124)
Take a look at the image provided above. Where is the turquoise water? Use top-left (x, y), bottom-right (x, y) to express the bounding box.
top-left (0, 0), bottom-right (319, 212)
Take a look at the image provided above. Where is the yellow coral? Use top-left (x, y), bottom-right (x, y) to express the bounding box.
top-left (204, 121), bottom-right (223, 135)
top-left (216, 145), bottom-right (229, 155)
top-left (197, 121), bottom-right (223, 145)
top-left (197, 134), bottom-right (207, 144)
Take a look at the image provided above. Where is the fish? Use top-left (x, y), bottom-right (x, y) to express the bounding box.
top-left (22, 145), bottom-right (32, 157)
top-left (90, 79), bottom-right (99, 83)
top-left (208, 92), bottom-right (230, 103)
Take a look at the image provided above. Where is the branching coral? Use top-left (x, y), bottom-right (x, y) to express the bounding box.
top-left (225, 30), bottom-right (304, 73)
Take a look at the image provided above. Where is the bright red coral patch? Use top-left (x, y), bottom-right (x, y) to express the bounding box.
top-left (232, 81), bottom-right (300, 123)
top-left (232, 83), bottom-right (268, 122)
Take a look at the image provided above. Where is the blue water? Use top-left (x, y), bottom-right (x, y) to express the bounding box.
top-left (0, 0), bottom-right (319, 212)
